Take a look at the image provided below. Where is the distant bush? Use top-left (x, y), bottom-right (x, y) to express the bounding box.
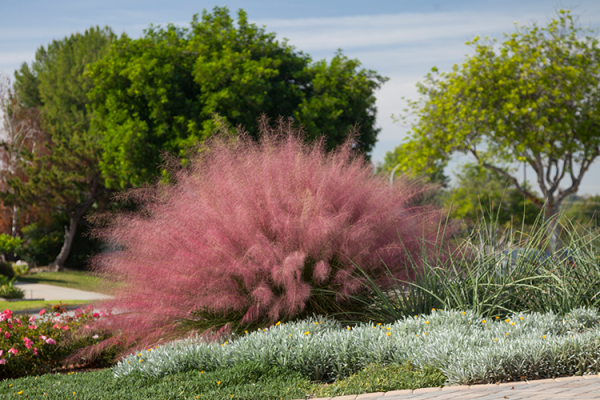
top-left (0, 261), bottom-right (15, 279)
top-left (0, 275), bottom-right (24, 299)
top-left (0, 234), bottom-right (23, 261)
top-left (89, 119), bottom-right (451, 354)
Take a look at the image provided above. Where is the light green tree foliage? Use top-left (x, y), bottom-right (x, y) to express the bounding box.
top-left (380, 142), bottom-right (449, 188)
top-left (442, 163), bottom-right (540, 227)
top-left (89, 7), bottom-right (387, 189)
top-left (12, 26), bottom-right (115, 269)
top-left (562, 195), bottom-right (600, 227)
top-left (393, 11), bottom-right (600, 249)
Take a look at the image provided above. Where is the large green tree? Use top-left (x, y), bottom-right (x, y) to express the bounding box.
top-left (393, 11), bottom-right (600, 250)
top-left (12, 26), bottom-right (115, 269)
top-left (89, 6), bottom-right (387, 188)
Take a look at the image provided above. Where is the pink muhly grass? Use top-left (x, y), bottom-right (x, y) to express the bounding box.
top-left (87, 118), bottom-right (451, 354)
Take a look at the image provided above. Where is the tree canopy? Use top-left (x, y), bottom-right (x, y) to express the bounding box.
top-left (89, 6), bottom-right (387, 188)
top-left (392, 10), bottom-right (600, 247)
top-left (11, 26), bottom-right (115, 268)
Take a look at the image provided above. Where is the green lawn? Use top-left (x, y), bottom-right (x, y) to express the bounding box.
top-left (17, 270), bottom-right (116, 293)
top-left (0, 299), bottom-right (90, 312)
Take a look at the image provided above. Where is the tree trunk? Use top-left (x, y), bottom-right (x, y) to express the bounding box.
top-left (11, 205), bottom-right (18, 238)
top-left (49, 216), bottom-right (79, 271)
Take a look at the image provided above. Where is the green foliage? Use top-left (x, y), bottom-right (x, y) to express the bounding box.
top-left (381, 142), bottom-right (449, 188)
top-left (21, 215), bottom-right (100, 268)
top-left (89, 6), bottom-right (387, 188)
top-left (0, 261), bottom-right (15, 279)
top-left (314, 363), bottom-right (445, 397)
top-left (442, 163), bottom-right (540, 227)
top-left (0, 234), bottom-right (23, 259)
top-left (351, 216), bottom-right (600, 322)
top-left (563, 195), bottom-right (600, 227)
top-left (0, 307), bottom-right (116, 379)
top-left (393, 10), bottom-right (600, 215)
top-left (0, 274), bottom-right (23, 299)
top-left (12, 26), bottom-right (114, 268)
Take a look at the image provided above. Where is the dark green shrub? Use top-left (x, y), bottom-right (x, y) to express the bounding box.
top-left (0, 261), bottom-right (15, 279)
top-left (21, 214), bottom-right (101, 269)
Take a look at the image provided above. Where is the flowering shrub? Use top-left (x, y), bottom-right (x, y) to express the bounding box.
top-left (0, 306), bottom-right (115, 379)
top-left (90, 119), bottom-right (450, 353)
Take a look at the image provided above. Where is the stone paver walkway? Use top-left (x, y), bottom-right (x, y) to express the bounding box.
top-left (302, 375), bottom-right (600, 399)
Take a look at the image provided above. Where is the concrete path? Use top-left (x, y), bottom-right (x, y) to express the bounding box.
top-left (13, 281), bottom-right (111, 301)
top-left (304, 375), bottom-right (600, 399)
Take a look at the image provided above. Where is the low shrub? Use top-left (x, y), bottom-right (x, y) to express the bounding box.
top-left (0, 306), bottom-right (117, 379)
top-left (0, 275), bottom-right (24, 299)
top-left (0, 234), bottom-right (23, 261)
top-left (113, 309), bottom-right (600, 385)
top-left (90, 119), bottom-right (451, 354)
top-left (0, 261), bottom-right (14, 279)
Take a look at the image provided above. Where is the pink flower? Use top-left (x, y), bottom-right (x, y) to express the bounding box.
top-left (85, 305), bottom-right (93, 313)
top-left (14, 318), bottom-right (21, 324)
top-left (0, 350), bottom-right (3, 357)
top-left (54, 313), bottom-right (60, 317)
top-left (8, 348), bottom-right (18, 356)
top-left (39, 309), bottom-right (46, 316)
top-left (92, 313), bottom-right (100, 318)
top-left (7, 324), bottom-right (12, 329)
top-left (0, 359), bottom-right (5, 365)
top-left (52, 323), bottom-right (61, 329)
top-left (23, 337), bottom-right (33, 349)
top-left (3, 310), bottom-right (12, 319)
top-left (29, 315), bottom-right (36, 323)
top-left (28, 325), bottom-right (37, 330)
top-left (85, 325), bottom-right (91, 329)
top-left (33, 347), bottom-right (38, 356)
top-left (39, 335), bottom-right (47, 341)
top-left (61, 325), bottom-right (69, 331)
top-left (4, 332), bottom-right (9, 339)
top-left (45, 338), bottom-right (57, 345)
top-left (75, 308), bottom-right (83, 317)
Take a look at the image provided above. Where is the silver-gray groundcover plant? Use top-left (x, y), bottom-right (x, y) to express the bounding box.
top-left (113, 308), bottom-right (600, 385)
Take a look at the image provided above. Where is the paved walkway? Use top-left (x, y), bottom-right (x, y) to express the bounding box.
top-left (13, 281), bottom-right (111, 301)
top-left (303, 375), bottom-right (600, 399)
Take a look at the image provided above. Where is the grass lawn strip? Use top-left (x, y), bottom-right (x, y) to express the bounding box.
top-left (0, 300), bottom-right (90, 312)
top-left (0, 362), bottom-right (443, 399)
top-left (17, 271), bottom-right (115, 293)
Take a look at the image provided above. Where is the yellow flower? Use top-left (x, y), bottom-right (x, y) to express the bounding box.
top-left (244, 331), bottom-right (248, 334)
top-left (140, 359), bottom-right (143, 362)
top-left (73, 392), bottom-right (76, 395)
top-left (387, 332), bottom-right (391, 336)
top-left (415, 315), bottom-right (418, 318)
top-left (432, 308), bottom-right (436, 311)
top-left (217, 381), bottom-right (221, 385)
top-left (387, 327), bottom-right (391, 330)
top-left (495, 316), bottom-right (500, 319)
top-left (276, 321), bottom-right (281, 326)
top-left (494, 338), bottom-right (498, 341)
top-left (511, 322), bottom-right (515, 326)
top-left (505, 319), bottom-right (510, 323)
top-left (138, 353), bottom-right (141, 357)
top-left (377, 323), bottom-right (382, 326)
top-left (506, 333), bottom-right (509, 336)
top-left (264, 328), bottom-right (267, 331)
top-left (425, 321), bottom-right (429, 325)
top-left (423, 332), bottom-right (427, 335)
top-left (347, 327), bottom-right (351, 330)
top-left (304, 331), bottom-right (310, 335)
top-left (462, 312), bottom-right (466, 315)
top-left (543, 335), bottom-right (546, 339)
top-left (128, 361), bottom-right (130, 364)
top-left (482, 320), bottom-right (486, 324)
top-left (416, 334), bottom-right (419, 337)
top-left (17, 391), bottom-right (23, 395)
top-left (520, 317), bottom-right (524, 320)
top-left (290, 334), bottom-right (293, 337)
top-left (314, 322), bottom-right (319, 325)
top-left (201, 371), bottom-right (204, 374)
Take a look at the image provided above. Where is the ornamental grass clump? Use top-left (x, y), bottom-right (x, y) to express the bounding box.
top-left (89, 118), bottom-right (450, 352)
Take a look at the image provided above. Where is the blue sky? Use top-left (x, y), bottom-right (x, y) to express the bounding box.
top-left (2, 0), bottom-right (600, 194)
